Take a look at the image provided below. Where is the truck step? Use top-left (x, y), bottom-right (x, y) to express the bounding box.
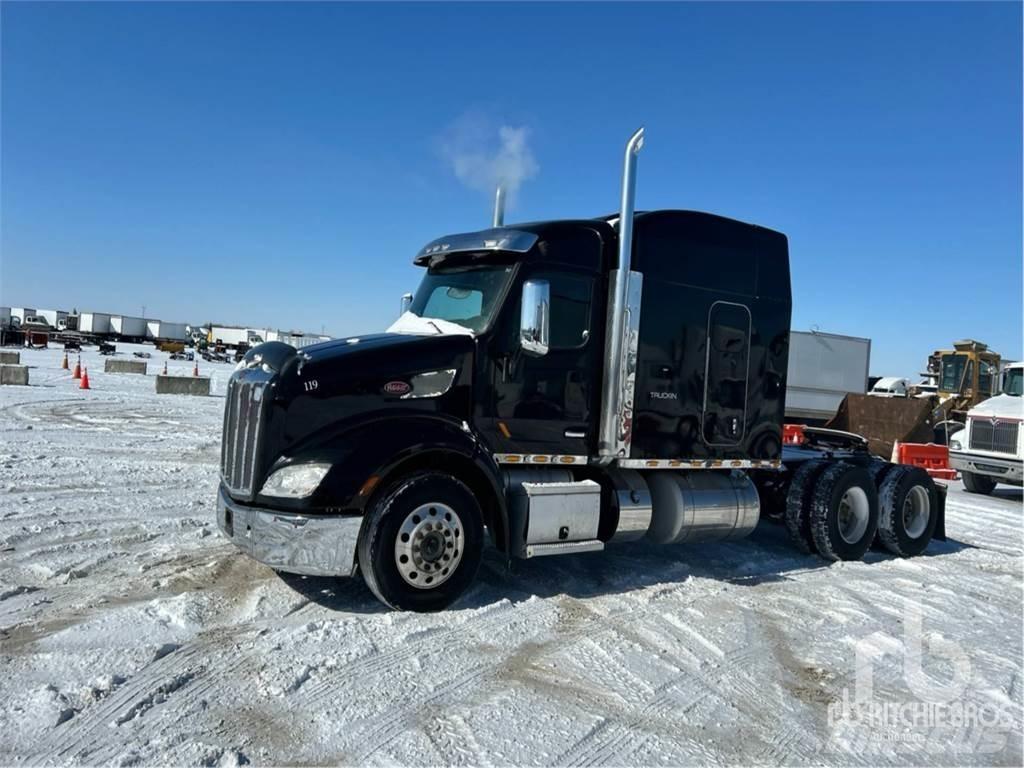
top-left (525, 539), bottom-right (605, 558)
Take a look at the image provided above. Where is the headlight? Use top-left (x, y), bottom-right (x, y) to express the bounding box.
top-left (259, 463), bottom-right (331, 498)
top-left (950, 435), bottom-right (963, 451)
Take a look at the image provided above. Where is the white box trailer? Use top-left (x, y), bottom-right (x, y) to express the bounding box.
top-left (264, 329), bottom-right (333, 349)
top-left (79, 312), bottom-right (112, 334)
top-left (36, 309), bottom-right (68, 329)
top-left (111, 315), bottom-right (147, 338)
top-left (209, 325), bottom-right (264, 348)
top-left (146, 320), bottom-right (188, 341)
top-left (11, 308), bottom-right (35, 325)
top-left (785, 330), bottom-right (871, 423)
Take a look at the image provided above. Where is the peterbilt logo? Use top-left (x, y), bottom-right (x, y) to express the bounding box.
top-left (383, 380), bottom-right (411, 395)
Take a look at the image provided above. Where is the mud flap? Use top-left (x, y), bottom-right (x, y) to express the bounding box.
top-left (933, 482), bottom-right (947, 541)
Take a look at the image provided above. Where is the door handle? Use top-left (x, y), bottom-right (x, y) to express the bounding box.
top-left (564, 428), bottom-right (586, 439)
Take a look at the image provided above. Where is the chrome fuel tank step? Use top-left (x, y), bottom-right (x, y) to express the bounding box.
top-left (505, 469), bottom-right (602, 559)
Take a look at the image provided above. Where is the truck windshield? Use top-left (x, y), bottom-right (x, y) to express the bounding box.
top-left (409, 265), bottom-right (513, 333)
top-left (1004, 368), bottom-right (1023, 396)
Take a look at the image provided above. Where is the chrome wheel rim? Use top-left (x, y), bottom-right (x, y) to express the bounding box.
top-left (394, 502), bottom-right (463, 589)
top-left (838, 486), bottom-right (870, 544)
top-left (902, 485), bottom-right (931, 539)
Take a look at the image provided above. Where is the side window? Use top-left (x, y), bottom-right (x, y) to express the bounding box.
top-left (534, 272), bottom-right (592, 350)
top-left (979, 366), bottom-right (993, 395)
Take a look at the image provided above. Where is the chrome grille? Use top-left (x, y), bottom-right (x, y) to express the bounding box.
top-left (221, 373), bottom-right (270, 498)
top-left (969, 418), bottom-right (1019, 454)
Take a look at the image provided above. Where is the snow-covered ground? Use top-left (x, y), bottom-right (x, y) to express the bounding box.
top-left (1, 343), bottom-right (1021, 766)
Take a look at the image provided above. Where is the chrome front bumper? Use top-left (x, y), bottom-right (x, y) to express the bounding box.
top-left (216, 485), bottom-right (363, 577)
top-left (949, 451), bottom-right (1024, 483)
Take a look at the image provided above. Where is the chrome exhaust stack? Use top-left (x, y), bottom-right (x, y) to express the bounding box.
top-left (598, 127), bottom-right (645, 460)
top-left (492, 185), bottom-right (506, 228)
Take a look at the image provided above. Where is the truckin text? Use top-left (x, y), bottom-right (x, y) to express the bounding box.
top-left (216, 129), bottom-right (946, 611)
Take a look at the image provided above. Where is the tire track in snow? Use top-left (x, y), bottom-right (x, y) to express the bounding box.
top-left (340, 663), bottom-right (494, 762)
top-left (290, 598), bottom-right (554, 719)
top-left (31, 627), bottom-right (254, 765)
top-left (423, 712), bottom-right (492, 768)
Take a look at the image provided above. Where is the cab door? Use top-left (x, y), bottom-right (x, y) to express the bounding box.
top-left (486, 268), bottom-right (602, 458)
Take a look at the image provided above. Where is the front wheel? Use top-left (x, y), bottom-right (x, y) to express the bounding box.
top-left (358, 471), bottom-right (484, 612)
top-left (962, 470), bottom-right (997, 495)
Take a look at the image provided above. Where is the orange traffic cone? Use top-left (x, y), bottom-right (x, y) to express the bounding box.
top-left (162, 361), bottom-right (168, 375)
top-left (79, 367), bottom-right (90, 390)
top-left (192, 362), bottom-right (199, 377)
top-left (72, 357), bottom-right (82, 380)
top-left (61, 352), bottom-right (69, 370)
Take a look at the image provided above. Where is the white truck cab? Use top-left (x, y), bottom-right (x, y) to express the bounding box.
top-left (949, 362), bottom-right (1024, 494)
top-left (869, 376), bottom-right (910, 398)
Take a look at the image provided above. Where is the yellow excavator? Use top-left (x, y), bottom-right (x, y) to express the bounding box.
top-left (826, 340), bottom-right (1001, 459)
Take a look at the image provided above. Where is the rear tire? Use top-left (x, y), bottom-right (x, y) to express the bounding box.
top-left (868, 460), bottom-right (896, 549)
top-left (784, 460), bottom-right (827, 553)
top-left (810, 463), bottom-right (879, 561)
top-left (962, 470), bottom-right (996, 495)
top-left (869, 459), bottom-right (896, 487)
top-left (358, 471), bottom-right (484, 612)
top-left (877, 466), bottom-right (937, 557)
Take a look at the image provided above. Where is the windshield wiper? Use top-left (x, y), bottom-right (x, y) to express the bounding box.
top-left (426, 319), bottom-right (443, 334)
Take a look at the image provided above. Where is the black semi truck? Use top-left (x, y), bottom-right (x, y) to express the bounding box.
top-left (217, 129), bottom-right (944, 611)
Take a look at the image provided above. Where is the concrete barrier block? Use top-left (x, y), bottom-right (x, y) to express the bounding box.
top-left (104, 359), bottom-right (148, 375)
top-left (156, 375), bottom-right (210, 396)
top-left (0, 364), bottom-right (29, 386)
top-left (0, 351), bottom-right (20, 365)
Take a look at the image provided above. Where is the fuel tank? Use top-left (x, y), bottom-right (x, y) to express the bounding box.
top-left (643, 471), bottom-right (760, 544)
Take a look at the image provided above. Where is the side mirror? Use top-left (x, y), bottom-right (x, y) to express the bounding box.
top-left (400, 293), bottom-right (413, 316)
top-left (520, 279), bottom-right (550, 356)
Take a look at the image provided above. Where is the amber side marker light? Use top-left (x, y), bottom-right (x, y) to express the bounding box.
top-left (358, 475), bottom-right (381, 497)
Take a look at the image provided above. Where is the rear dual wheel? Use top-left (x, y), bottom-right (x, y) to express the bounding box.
top-left (784, 460), bottom-right (827, 553)
top-left (787, 460), bottom-right (937, 561)
top-left (810, 463), bottom-right (879, 561)
top-left (877, 465), bottom-right (937, 557)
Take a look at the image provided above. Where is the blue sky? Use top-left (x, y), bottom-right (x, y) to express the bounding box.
top-left (2, 1), bottom-right (1020, 376)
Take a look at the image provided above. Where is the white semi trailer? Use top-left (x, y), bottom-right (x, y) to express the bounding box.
top-left (146, 320), bottom-right (189, 341)
top-left (785, 330), bottom-right (871, 424)
top-left (208, 325), bottom-right (265, 349)
top-left (110, 315), bottom-right (147, 339)
top-left (79, 312), bottom-right (113, 335)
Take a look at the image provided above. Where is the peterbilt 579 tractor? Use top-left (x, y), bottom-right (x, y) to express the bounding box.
top-left (216, 129), bottom-right (945, 611)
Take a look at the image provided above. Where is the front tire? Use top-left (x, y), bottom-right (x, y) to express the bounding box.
top-left (810, 463), bottom-right (879, 561)
top-left (962, 470), bottom-right (996, 495)
top-left (358, 471), bottom-right (484, 612)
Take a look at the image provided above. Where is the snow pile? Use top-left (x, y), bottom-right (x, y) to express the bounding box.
top-left (0, 343), bottom-right (1020, 765)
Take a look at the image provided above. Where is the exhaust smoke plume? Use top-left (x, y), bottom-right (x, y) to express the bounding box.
top-left (441, 116), bottom-right (539, 206)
